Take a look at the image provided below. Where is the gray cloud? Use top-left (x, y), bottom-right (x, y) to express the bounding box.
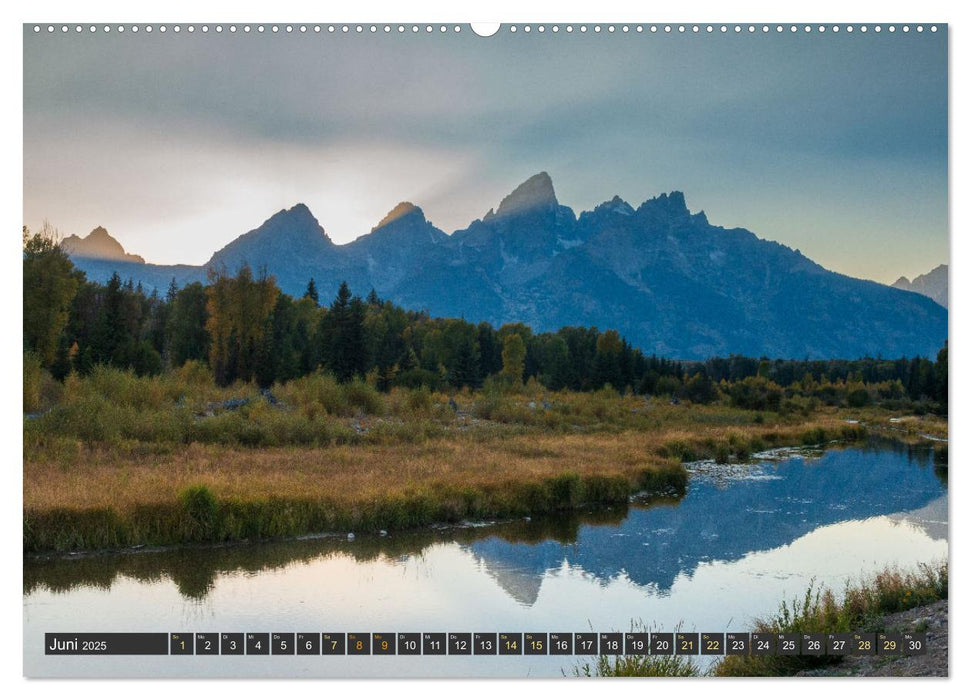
top-left (23, 25), bottom-right (947, 282)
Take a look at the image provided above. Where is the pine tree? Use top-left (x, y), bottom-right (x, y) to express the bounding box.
top-left (321, 282), bottom-right (367, 381)
top-left (167, 282), bottom-right (210, 367)
top-left (303, 277), bottom-right (319, 305)
top-left (92, 272), bottom-right (125, 365)
top-left (449, 336), bottom-right (481, 388)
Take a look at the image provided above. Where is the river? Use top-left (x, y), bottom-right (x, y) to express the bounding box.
top-left (23, 439), bottom-right (948, 677)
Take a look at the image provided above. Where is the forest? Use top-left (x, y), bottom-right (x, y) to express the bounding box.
top-left (23, 228), bottom-right (947, 414)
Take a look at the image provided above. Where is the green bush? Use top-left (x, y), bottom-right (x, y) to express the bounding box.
top-left (406, 387), bottom-right (434, 415)
top-left (574, 653), bottom-right (700, 677)
top-left (276, 372), bottom-right (342, 416)
top-left (342, 378), bottom-right (385, 415)
top-left (547, 472), bottom-right (582, 509)
top-left (660, 440), bottom-right (697, 462)
top-left (179, 484), bottom-right (220, 540)
top-left (573, 622), bottom-right (701, 677)
top-left (394, 368), bottom-right (441, 391)
top-left (41, 395), bottom-right (127, 443)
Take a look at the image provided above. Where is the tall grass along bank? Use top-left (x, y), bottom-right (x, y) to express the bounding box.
top-left (21, 366), bottom-right (921, 553)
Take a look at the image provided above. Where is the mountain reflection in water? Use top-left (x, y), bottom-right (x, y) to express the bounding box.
top-left (24, 440), bottom-right (947, 606)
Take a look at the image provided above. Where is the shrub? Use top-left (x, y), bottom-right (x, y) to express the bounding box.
top-left (41, 395), bottom-right (127, 443)
top-left (660, 440), bottom-right (697, 462)
top-left (574, 653), bottom-right (700, 677)
top-left (277, 372), bottom-right (343, 416)
top-left (174, 360), bottom-right (214, 387)
top-left (682, 372), bottom-right (719, 405)
top-left (342, 378), bottom-right (384, 415)
top-left (573, 622), bottom-right (701, 677)
top-left (394, 368), bottom-right (441, 391)
top-left (547, 472), bottom-right (582, 509)
top-left (726, 376), bottom-right (783, 412)
top-left (654, 375), bottom-right (682, 397)
top-left (179, 484), bottom-right (219, 540)
top-left (23, 353), bottom-right (61, 413)
top-left (406, 387), bottom-right (434, 415)
top-left (846, 387), bottom-right (871, 408)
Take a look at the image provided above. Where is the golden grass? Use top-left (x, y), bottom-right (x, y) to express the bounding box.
top-left (26, 433), bottom-right (660, 512)
top-left (24, 414), bottom-right (858, 514)
top-left (23, 370), bottom-right (884, 551)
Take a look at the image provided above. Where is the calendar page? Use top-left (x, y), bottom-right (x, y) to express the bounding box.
top-left (22, 18), bottom-right (948, 680)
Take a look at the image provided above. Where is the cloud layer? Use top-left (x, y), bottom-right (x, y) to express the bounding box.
top-left (24, 27), bottom-right (947, 281)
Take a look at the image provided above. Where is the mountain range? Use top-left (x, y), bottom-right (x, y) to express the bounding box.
top-left (892, 264), bottom-right (948, 308)
top-left (62, 172), bottom-right (947, 360)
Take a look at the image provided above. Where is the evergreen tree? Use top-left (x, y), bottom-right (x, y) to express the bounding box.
top-left (92, 272), bottom-right (126, 365)
top-left (449, 335), bottom-right (482, 388)
top-left (534, 334), bottom-right (570, 390)
top-left (321, 282), bottom-right (367, 381)
top-left (167, 282), bottom-right (210, 367)
top-left (303, 277), bottom-right (319, 305)
top-left (254, 317), bottom-right (278, 388)
top-left (477, 322), bottom-right (502, 376)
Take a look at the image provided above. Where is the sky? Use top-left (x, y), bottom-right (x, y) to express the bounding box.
top-left (23, 24), bottom-right (947, 283)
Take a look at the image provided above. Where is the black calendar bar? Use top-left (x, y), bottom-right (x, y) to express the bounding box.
top-left (45, 633), bottom-right (169, 655)
top-left (43, 631), bottom-right (928, 656)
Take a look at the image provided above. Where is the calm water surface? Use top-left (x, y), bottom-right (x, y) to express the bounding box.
top-left (24, 440), bottom-right (947, 677)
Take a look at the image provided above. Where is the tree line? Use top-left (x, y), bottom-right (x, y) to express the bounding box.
top-left (23, 228), bottom-right (947, 409)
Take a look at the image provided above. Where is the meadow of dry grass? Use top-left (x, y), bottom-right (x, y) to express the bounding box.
top-left (27, 365), bottom-right (931, 553)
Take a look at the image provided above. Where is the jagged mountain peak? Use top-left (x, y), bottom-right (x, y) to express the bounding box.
top-left (488, 171), bottom-right (558, 219)
top-left (258, 203), bottom-right (329, 239)
top-left (206, 202), bottom-right (334, 272)
top-left (61, 226), bottom-right (145, 263)
top-left (87, 225), bottom-right (111, 239)
top-left (637, 190), bottom-right (689, 216)
top-left (892, 263), bottom-right (948, 308)
top-left (354, 201), bottom-right (447, 252)
top-left (594, 195), bottom-right (635, 216)
top-left (373, 201), bottom-right (425, 231)
top-left (265, 202), bottom-right (322, 227)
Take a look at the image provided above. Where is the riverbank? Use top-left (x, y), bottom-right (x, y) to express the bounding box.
top-left (24, 388), bottom-right (945, 553)
top-left (579, 563), bottom-right (948, 678)
top-left (794, 600), bottom-right (948, 677)
top-left (713, 562), bottom-right (948, 677)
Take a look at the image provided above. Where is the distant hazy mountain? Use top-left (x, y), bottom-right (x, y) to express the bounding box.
top-left (893, 264), bottom-right (948, 308)
top-left (61, 226), bottom-right (145, 263)
top-left (64, 172), bottom-right (948, 359)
